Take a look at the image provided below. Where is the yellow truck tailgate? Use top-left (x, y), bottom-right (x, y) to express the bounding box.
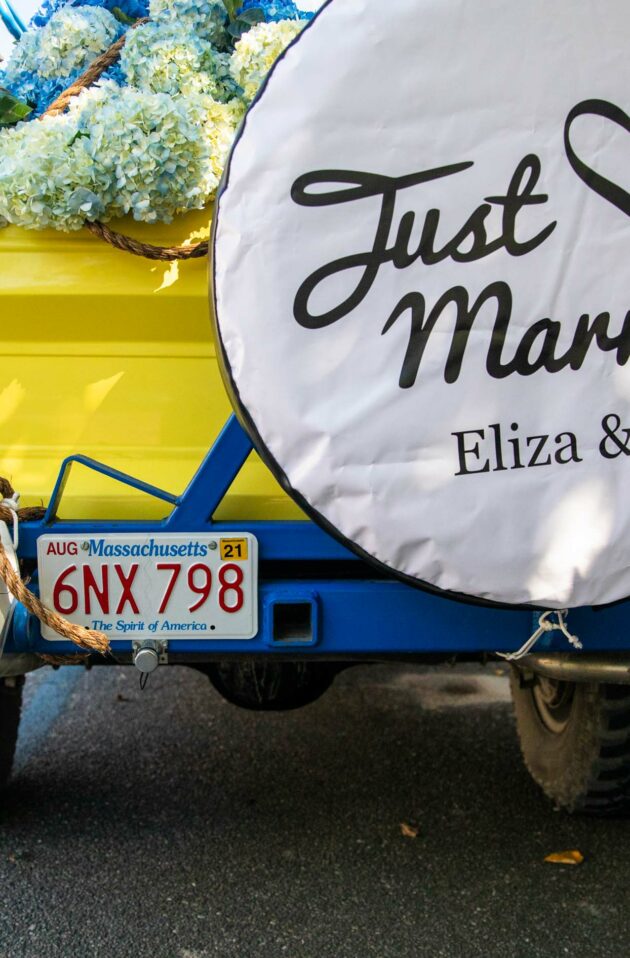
top-left (0, 209), bottom-right (303, 522)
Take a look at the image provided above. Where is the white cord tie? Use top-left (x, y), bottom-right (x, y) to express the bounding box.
top-left (1, 492), bottom-right (20, 550)
top-left (498, 609), bottom-right (582, 662)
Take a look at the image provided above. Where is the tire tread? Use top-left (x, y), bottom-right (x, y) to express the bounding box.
top-left (511, 672), bottom-right (630, 815)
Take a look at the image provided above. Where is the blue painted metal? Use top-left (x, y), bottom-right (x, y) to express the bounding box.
top-left (8, 578), bottom-right (530, 656)
top-left (20, 414), bottom-right (353, 563)
top-left (263, 590), bottom-right (321, 649)
top-left (44, 454), bottom-right (179, 523)
top-left (0, 0), bottom-right (25, 39)
top-left (9, 413), bottom-right (630, 659)
top-left (166, 414), bottom-right (254, 528)
top-left (19, 518), bottom-right (353, 562)
top-left (4, 0), bottom-right (24, 31)
top-left (45, 415), bottom-right (249, 526)
top-left (8, 579), bottom-right (630, 656)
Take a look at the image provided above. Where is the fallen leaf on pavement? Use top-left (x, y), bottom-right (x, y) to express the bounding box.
top-left (544, 849), bottom-right (584, 866)
top-left (400, 822), bottom-right (419, 839)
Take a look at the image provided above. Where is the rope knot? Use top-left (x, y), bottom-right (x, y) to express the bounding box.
top-left (0, 491), bottom-right (19, 549)
top-left (498, 609), bottom-right (582, 662)
top-left (0, 481), bottom-right (110, 656)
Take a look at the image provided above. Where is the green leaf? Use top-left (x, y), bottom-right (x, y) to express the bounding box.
top-left (112, 6), bottom-right (136, 24)
top-left (223, 0), bottom-right (240, 21)
top-left (68, 129), bottom-right (90, 147)
top-left (238, 7), bottom-right (265, 23)
top-left (227, 9), bottom-right (265, 38)
top-left (0, 88), bottom-right (32, 127)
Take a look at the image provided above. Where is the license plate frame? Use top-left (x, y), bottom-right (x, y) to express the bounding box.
top-left (37, 533), bottom-right (258, 641)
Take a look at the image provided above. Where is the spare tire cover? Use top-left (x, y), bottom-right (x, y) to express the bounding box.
top-left (213, 0), bottom-right (630, 608)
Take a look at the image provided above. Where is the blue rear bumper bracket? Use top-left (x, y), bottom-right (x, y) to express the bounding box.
top-left (8, 415), bottom-right (630, 659)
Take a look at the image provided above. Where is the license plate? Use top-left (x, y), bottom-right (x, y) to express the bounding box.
top-left (37, 533), bottom-right (258, 641)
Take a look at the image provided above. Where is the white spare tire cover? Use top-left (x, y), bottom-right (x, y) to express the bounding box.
top-left (213, 0), bottom-right (630, 608)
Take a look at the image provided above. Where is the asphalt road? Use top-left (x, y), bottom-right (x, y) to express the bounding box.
top-left (0, 662), bottom-right (629, 958)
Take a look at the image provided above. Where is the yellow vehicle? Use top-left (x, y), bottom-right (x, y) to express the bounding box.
top-left (1, 0), bottom-right (630, 821)
top-left (0, 209), bottom-right (302, 523)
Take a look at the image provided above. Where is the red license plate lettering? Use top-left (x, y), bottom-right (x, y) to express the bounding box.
top-left (40, 534), bottom-right (257, 641)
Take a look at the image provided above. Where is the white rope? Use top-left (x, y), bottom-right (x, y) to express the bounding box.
top-left (0, 492), bottom-right (19, 550)
top-left (498, 609), bottom-right (582, 662)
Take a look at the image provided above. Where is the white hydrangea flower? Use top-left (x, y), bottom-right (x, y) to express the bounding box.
top-left (121, 21), bottom-right (237, 100)
top-left (0, 102), bottom-right (113, 230)
top-left (4, 6), bottom-right (122, 82)
top-left (1, 29), bottom-right (40, 80)
top-left (149, 0), bottom-right (228, 47)
top-left (187, 94), bottom-right (246, 188)
top-left (229, 18), bottom-right (306, 102)
top-left (0, 0), bottom-right (299, 232)
top-left (0, 82), bottom-right (245, 231)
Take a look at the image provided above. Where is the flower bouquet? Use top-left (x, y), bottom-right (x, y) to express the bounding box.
top-left (0, 0), bottom-right (314, 256)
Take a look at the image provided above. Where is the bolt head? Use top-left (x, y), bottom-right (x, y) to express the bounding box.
top-left (133, 646), bottom-right (159, 674)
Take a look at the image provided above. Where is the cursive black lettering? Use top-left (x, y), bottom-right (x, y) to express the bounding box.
top-left (292, 155), bottom-right (555, 329)
top-left (291, 164), bottom-right (472, 329)
top-left (564, 99), bottom-right (630, 218)
top-left (484, 155), bottom-right (557, 256)
top-left (382, 282), bottom-right (512, 387)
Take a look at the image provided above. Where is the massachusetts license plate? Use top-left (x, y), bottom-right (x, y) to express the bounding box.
top-left (37, 534), bottom-right (258, 641)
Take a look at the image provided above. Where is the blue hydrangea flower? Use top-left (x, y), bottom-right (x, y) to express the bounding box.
top-left (30, 0), bottom-right (149, 29)
top-left (0, 0), bottom-right (309, 231)
top-left (237, 0), bottom-right (314, 22)
top-left (101, 62), bottom-right (126, 86)
top-left (149, 0), bottom-right (228, 47)
top-left (13, 72), bottom-right (79, 115)
top-left (2, 6), bottom-right (122, 114)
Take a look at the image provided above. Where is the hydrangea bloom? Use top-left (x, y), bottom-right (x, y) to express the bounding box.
top-left (29, 0), bottom-right (149, 30)
top-left (33, 6), bottom-right (122, 78)
top-left (0, 6), bottom-right (123, 113)
top-left (149, 0), bottom-right (228, 47)
top-left (72, 84), bottom-right (218, 223)
top-left (1, 70), bottom-right (74, 115)
top-left (230, 18), bottom-right (305, 101)
top-left (0, 98), bottom-right (114, 229)
top-left (0, 0), bottom-right (308, 231)
top-left (121, 21), bottom-right (238, 100)
top-left (0, 82), bottom-right (245, 230)
top-left (187, 95), bottom-right (246, 187)
top-left (0, 27), bottom-right (40, 79)
top-left (10, 6), bottom-right (122, 80)
top-left (237, 0), bottom-right (314, 22)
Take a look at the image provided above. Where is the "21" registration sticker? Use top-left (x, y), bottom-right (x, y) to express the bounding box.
top-left (220, 538), bottom-right (248, 561)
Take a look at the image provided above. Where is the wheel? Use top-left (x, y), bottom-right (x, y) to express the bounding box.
top-left (0, 675), bottom-right (23, 790)
top-left (510, 668), bottom-right (630, 814)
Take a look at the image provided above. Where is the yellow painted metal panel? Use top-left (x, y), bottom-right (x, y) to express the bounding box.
top-left (0, 210), bottom-right (304, 521)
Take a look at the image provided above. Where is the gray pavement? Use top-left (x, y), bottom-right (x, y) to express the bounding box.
top-left (0, 662), bottom-right (629, 957)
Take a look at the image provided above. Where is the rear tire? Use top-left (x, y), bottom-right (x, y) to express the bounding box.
top-left (510, 668), bottom-right (630, 814)
top-left (0, 675), bottom-right (23, 790)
